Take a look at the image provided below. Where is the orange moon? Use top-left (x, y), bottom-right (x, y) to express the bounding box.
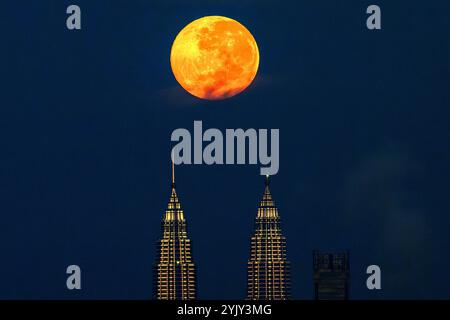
top-left (170, 16), bottom-right (260, 100)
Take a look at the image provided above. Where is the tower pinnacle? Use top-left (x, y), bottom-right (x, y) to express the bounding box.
top-left (172, 159), bottom-right (176, 188)
top-left (171, 152), bottom-right (176, 189)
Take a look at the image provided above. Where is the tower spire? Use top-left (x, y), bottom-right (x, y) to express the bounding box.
top-left (172, 159), bottom-right (175, 188)
top-left (265, 174), bottom-right (270, 186)
top-left (171, 151), bottom-right (176, 189)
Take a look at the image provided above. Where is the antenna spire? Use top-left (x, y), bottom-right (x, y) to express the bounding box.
top-left (171, 151), bottom-right (176, 188)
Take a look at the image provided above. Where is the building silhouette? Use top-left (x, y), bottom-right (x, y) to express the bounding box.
top-left (247, 176), bottom-right (291, 300)
top-left (313, 251), bottom-right (349, 300)
top-left (153, 164), bottom-right (197, 299)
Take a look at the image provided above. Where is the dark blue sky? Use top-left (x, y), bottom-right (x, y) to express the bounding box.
top-left (1, 0), bottom-right (449, 299)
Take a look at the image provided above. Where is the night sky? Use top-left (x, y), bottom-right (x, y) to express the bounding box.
top-left (1, 0), bottom-right (449, 299)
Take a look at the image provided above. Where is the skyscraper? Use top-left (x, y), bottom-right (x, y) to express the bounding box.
top-left (313, 251), bottom-right (350, 300)
top-left (247, 176), bottom-right (291, 300)
top-left (153, 164), bottom-right (197, 300)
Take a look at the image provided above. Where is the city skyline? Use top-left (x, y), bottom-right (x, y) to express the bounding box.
top-left (1, 1), bottom-right (448, 299)
top-left (153, 167), bottom-right (352, 300)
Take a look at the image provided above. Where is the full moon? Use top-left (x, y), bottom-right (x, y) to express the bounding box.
top-left (170, 16), bottom-right (260, 100)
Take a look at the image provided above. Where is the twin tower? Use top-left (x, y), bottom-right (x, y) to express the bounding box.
top-left (153, 166), bottom-right (290, 300)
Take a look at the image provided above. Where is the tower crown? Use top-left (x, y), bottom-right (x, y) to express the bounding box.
top-left (165, 160), bottom-right (184, 221)
top-left (257, 175), bottom-right (278, 218)
top-left (165, 186), bottom-right (184, 220)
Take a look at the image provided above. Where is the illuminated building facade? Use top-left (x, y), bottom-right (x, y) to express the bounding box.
top-left (247, 176), bottom-right (291, 300)
top-left (153, 165), bottom-right (196, 300)
top-left (313, 251), bottom-right (350, 300)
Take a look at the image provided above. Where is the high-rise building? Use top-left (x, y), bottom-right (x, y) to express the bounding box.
top-left (247, 176), bottom-right (291, 300)
top-left (153, 164), bottom-right (196, 300)
top-left (313, 251), bottom-right (350, 300)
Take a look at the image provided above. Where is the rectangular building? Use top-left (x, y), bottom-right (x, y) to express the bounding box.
top-left (313, 251), bottom-right (349, 300)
